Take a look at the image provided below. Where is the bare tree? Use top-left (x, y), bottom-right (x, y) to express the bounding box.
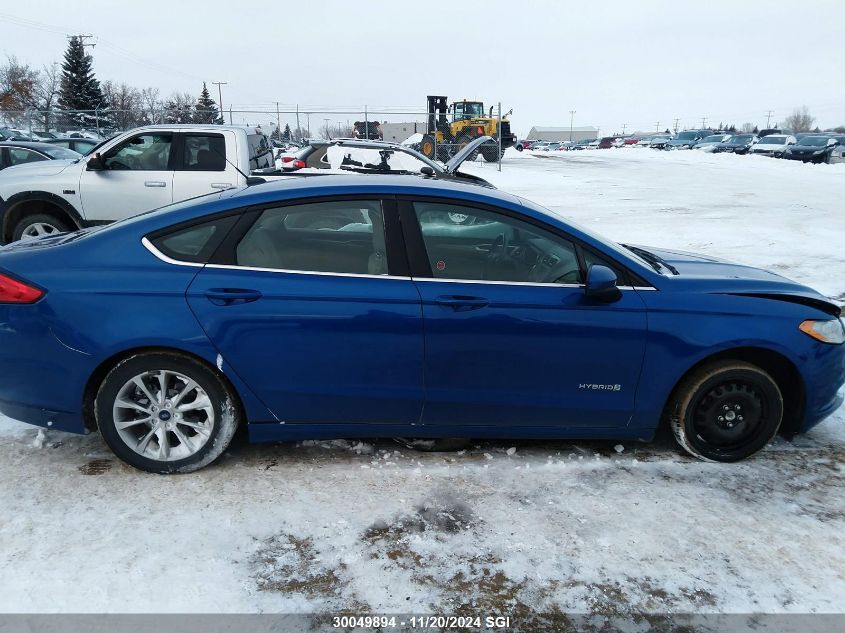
top-left (139, 87), bottom-right (163, 125)
top-left (0, 56), bottom-right (37, 121)
top-left (102, 80), bottom-right (141, 130)
top-left (31, 63), bottom-right (61, 130)
top-left (784, 106), bottom-right (815, 133)
top-left (741, 122), bottom-right (756, 133)
top-left (162, 91), bottom-right (195, 124)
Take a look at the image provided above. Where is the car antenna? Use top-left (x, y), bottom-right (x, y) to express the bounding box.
top-left (208, 145), bottom-right (266, 186)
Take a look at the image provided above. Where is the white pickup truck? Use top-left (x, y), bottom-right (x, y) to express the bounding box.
top-left (0, 124), bottom-right (273, 243)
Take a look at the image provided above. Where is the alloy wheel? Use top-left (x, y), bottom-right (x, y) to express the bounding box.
top-left (21, 222), bottom-right (61, 239)
top-left (112, 370), bottom-right (215, 462)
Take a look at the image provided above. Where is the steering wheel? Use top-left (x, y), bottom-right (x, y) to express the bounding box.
top-left (485, 232), bottom-right (519, 280)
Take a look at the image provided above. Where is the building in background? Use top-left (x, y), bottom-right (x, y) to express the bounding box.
top-left (527, 126), bottom-right (598, 142)
top-left (381, 121), bottom-right (427, 143)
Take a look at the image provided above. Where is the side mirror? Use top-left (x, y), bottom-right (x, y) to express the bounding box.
top-left (827, 139), bottom-right (838, 147)
top-left (420, 166), bottom-right (435, 176)
top-left (585, 265), bottom-right (622, 303)
top-left (86, 153), bottom-right (106, 171)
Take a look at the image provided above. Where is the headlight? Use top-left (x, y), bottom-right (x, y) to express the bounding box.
top-left (800, 318), bottom-right (845, 344)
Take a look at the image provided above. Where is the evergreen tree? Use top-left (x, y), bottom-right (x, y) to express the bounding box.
top-left (57, 36), bottom-right (106, 126)
top-left (193, 83), bottom-right (222, 124)
top-left (283, 123), bottom-right (292, 141)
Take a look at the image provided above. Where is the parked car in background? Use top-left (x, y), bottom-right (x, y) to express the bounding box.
top-left (648, 135), bottom-right (673, 149)
top-left (598, 137), bottom-right (619, 149)
top-left (514, 139), bottom-right (538, 151)
top-left (784, 135), bottom-right (844, 164)
top-left (45, 137), bottom-right (101, 155)
top-left (0, 125), bottom-right (274, 243)
top-left (693, 134), bottom-right (731, 152)
top-left (713, 134), bottom-right (758, 154)
top-left (31, 131), bottom-right (58, 140)
top-left (263, 137), bottom-right (495, 188)
top-left (0, 127), bottom-right (37, 142)
top-left (666, 130), bottom-right (711, 150)
top-left (748, 134), bottom-right (796, 158)
top-left (758, 128), bottom-right (792, 138)
top-left (1, 176), bottom-right (842, 473)
top-left (0, 141), bottom-right (81, 173)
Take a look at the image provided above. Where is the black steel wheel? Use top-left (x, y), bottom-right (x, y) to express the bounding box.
top-left (667, 360), bottom-right (783, 462)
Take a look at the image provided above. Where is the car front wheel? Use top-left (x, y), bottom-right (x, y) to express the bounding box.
top-left (95, 352), bottom-right (240, 473)
top-left (13, 213), bottom-right (71, 241)
top-left (667, 360), bottom-right (783, 462)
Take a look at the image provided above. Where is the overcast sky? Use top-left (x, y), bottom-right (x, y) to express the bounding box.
top-left (2, 0), bottom-right (844, 136)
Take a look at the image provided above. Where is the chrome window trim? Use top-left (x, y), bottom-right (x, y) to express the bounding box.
top-left (142, 237), bottom-right (204, 268)
top-left (143, 237), bottom-right (658, 289)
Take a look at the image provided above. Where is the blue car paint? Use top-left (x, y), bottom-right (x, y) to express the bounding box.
top-left (0, 176), bottom-right (842, 444)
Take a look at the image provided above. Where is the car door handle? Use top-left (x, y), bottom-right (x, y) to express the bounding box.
top-left (204, 288), bottom-right (263, 306)
top-left (211, 182), bottom-right (233, 189)
top-left (144, 181), bottom-right (167, 187)
top-left (434, 295), bottom-right (489, 311)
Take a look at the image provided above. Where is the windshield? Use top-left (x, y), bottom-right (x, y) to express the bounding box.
top-left (759, 136), bottom-right (786, 144)
top-left (728, 135), bottom-right (753, 144)
top-left (799, 136), bottom-right (830, 146)
top-left (701, 135), bottom-right (724, 143)
top-left (676, 132), bottom-right (697, 140)
top-left (41, 145), bottom-right (82, 160)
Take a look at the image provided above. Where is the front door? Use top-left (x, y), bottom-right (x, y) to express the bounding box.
top-left (79, 131), bottom-right (174, 222)
top-left (404, 199), bottom-right (648, 429)
top-left (186, 198), bottom-right (424, 425)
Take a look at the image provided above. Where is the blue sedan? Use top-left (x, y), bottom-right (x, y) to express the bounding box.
top-left (0, 176), bottom-right (842, 472)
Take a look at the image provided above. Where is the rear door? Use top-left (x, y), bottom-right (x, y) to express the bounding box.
top-left (401, 198), bottom-right (649, 429)
top-left (79, 131), bottom-right (174, 221)
top-left (184, 196), bottom-right (424, 427)
top-left (171, 131), bottom-right (239, 201)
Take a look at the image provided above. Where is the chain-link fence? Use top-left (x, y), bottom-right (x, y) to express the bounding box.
top-left (1, 103), bottom-right (515, 170)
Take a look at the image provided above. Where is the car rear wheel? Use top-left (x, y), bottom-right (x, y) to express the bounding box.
top-left (13, 213), bottom-right (71, 241)
top-left (95, 352), bottom-right (240, 473)
top-left (667, 360), bottom-right (783, 462)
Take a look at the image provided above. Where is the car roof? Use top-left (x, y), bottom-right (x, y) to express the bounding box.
top-left (228, 174), bottom-right (522, 207)
top-left (0, 141), bottom-right (59, 151)
top-left (46, 137), bottom-right (97, 143)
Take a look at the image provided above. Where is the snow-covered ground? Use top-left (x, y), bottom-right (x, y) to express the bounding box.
top-left (1, 149), bottom-right (843, 620)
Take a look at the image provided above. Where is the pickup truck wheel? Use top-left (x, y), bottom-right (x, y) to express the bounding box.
top-left (13, 213), bottom-right (71, 241)
top-left (668, 361), bottom-right (783, 462)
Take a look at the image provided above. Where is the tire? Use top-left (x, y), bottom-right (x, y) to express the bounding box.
top-left (95, 352), bottom-right (240, 473)
top-left (12, 212), bottom-right (72, 242)
top-left (394, 437), bottom-right (471, 452)
top-left (420, 134), bottom-right (436, 160)
top-left (515, 143), bottom-right (524, 152)
top-left (480, 144), bottom-right (505, 162)
top-left (667, 360), bottom-right (783, 462)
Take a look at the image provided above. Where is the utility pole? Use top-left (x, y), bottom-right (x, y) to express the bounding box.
top-left (765, 110), bottom-right (773, 127)
top-left (655, 121), bottom-right (660, 132)
top-left (673, 118), bottom-right (680, 134)
top-left (621, 123), bottom-right (627, 135)
top-left (212, 82), bottom-right (227, 124)
top-left (323, 118), bottom-right (331, 139)
top-left (68, 34), bottom-right (96, 49)
top-left (295, 104), bottom-right (301, 141)
top-left (568, 110), bottom-right (576, 142)
top-left (700, 116), bottom-right (707, 128)
top-left (275, 102), bottom-right (281, 140)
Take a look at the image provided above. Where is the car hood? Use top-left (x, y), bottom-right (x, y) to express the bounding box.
top-left (789, 145), bottom-right (827, 152)
top-left (0, 158), bottom-right (79, 178)
top-left (633, 245), bottom-right (839, 313)
top-left (445, 135), bottom-right (496, 173)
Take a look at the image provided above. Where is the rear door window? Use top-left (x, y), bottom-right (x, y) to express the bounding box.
top-left (181, 134), bottom-right (226, 171)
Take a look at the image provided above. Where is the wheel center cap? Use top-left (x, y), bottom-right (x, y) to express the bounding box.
top-left (724, 410), bottom-right (736, 422)
top-left (158, 410), bottom-right (172, 422)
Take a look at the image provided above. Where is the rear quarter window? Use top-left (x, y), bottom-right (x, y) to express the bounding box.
top-left (148, 215), bottom-right (239, 263)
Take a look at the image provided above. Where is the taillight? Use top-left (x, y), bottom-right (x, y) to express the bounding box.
top-left (0, 272), bottom-right (44, 304)
top-left (281, 156), bottom-right (295, 163)
top-left (292, 159), bottom-right (305, 169)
